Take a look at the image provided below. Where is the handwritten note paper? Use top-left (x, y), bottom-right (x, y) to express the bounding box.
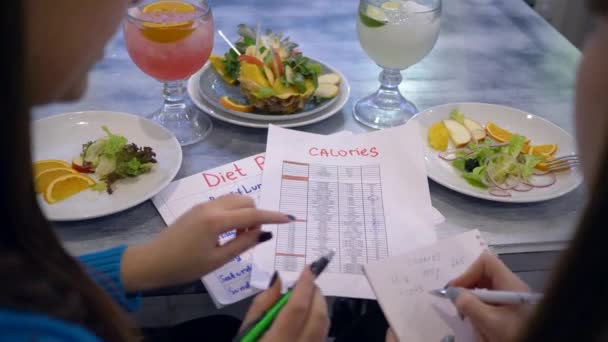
top-left (251, 123), bottom-right (438, 298)
top-left (363, 230), bottom-right (488, 342)
top-left (151, 132), bottom-right (353, 306)
top-left (152, 154), bottom-right (266, 306)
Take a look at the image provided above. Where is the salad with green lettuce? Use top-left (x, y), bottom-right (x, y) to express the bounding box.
top-left (440, 129), bottom-right (555, 197)
top-left (72, 127), bottom-right (157, 194)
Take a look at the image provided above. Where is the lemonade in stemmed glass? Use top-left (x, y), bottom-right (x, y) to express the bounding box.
top-left (124, 0), bottom-right (214, 146)
top-left (355, 0), bottom-right (441, 129)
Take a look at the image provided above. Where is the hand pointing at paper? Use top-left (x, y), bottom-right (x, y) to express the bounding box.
top-left (120, 194), bottom-right (293, 292)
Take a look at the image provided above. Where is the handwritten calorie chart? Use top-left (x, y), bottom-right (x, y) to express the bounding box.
top-left (275, 162), bottom-right (388, 274)
top-left (252, 125), bottom-right (438, 299)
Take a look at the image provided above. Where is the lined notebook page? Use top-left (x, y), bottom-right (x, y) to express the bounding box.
top-left (363, 230), bottom-right (487, 342)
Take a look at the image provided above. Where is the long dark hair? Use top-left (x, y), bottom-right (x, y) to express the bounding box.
top-left (0, 2), bottom-right (136, 341)
top-left (522, 2), bottom-right (608, 339)
top-left (522, 148), bottom-right (608, 341)
top-left (588, 0), bottom-right (608, 15)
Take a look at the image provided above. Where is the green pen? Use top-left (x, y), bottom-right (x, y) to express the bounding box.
top-left (235, 250), bottom-right (335, 342)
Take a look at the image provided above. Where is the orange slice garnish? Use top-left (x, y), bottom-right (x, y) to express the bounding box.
top-left (34, 167), bottom-right (77, 193)
top-left (44, 174), bottom-right (95, 204)
top-left (486, 122), bottom-right (530, 144)
top-left (33, 159), bottom-right (71, 178)
top-left (219, 96), bottom-right (254, 113)
top-left (529, 144), bottom-right (557, 158)
top-left (139, 1), bottom-right (197, 43)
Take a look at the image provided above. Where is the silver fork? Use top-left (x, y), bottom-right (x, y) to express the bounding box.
top-left (537, 154), bottom-right (580, 174)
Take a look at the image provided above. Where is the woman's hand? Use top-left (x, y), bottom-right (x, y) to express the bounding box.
top-left (121, 194), bottom-right (292, 291)
top-left (448, 251), bottom-right (534, 342)
top-left (240, 269), bottom-right (330, 341)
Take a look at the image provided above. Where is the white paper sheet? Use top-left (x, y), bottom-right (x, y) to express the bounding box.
top-left (151, 132), bottom-right (354, 306)
top-left (152, 154), bottom-right (267, 306)
top-left (251, 123), bottom-right (438, 298)
top-left (363, 230), bottom-right (488, 342)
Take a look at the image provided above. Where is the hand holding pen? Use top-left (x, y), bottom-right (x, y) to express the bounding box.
top-left (236, 252), bottom-right (333, 342)
top-left (443, 251), bottom-right (536, 342)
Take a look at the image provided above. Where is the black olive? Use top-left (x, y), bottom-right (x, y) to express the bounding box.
top-left (464, 159), bottom-right (480, 172)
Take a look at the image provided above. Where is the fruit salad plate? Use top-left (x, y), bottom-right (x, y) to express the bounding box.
top-left (199, 58), bottom-right (341, 122)
top-left (197, 24), bottom-right (344, 123)
top-left (32, 111), bottom-right (182, 221)
top-left (188, 66), bottom-right (350, 128)
top-left (410, 102), bottom-right (582, 203)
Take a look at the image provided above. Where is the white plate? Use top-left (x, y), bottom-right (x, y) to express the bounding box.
top-left (198, 58), bottom-right (339, 121)
top-left (410, 102), bottom-right (582, 203)
top-left (188, 67), bottom-right (350, 128)
top-left (32, 111), bottom-right (182, 221)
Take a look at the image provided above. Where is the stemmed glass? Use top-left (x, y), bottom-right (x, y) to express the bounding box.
top-left (124, 0), bottom-right (214, 146)
top-left (355, 0), bottom-right (441, 129)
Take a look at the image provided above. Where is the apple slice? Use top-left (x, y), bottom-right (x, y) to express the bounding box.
top-left (314, 83), bottom-right (339, 99)
top-left (263, 65), bottom-right (275, 85)
top-left (318, 73), bottom-right (341, 85)
top-left (463, 117), bottom-right (486, 141)
top-left (443, 119), bottom-right (471, 147)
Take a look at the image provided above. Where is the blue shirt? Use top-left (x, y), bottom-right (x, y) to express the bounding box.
top-left (0, 245), bottom-right (141, 341)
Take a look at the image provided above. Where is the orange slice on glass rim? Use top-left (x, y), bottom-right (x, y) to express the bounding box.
top-left (33, 159), bottom-right (71, 178)
top-left (44, 174), bottom-right (95, 204)
top-left (139, 1), bottom-right (197, 43)
top-left (34, 167), bottom-right (77, 193)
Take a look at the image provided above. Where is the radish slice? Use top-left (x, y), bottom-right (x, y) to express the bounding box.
top-left (489, 187), bottom-right (511, 197)
top-left (438, 150), bottom-right (458, 161)
top-left (504, 175), bottom-right (521, 189)
top-left (438, 148), bottom-right (473, 161)
top-left (513, 182), bottom-right (533, 192)
top-left (524, 172), bottom-right (556, 188)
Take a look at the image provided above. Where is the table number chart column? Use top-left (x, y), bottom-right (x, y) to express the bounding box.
top-left (338, 166), bottom-right (367, 274)
top-left (275, 161), bottom-right (309, 272)
top-left (362, 165), bottom-right (389, 262)
top-left (305, 164), bottom-right (341, 272)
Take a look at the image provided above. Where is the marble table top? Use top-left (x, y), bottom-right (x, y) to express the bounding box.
top-left (34, 0), bottom-right (584, 255)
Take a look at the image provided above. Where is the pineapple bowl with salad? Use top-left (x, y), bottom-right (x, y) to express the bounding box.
top-left (208, 24), bottom-right (342, 115)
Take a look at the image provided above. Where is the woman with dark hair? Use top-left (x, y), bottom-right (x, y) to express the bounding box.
top-left (3, 0), bottom-right (608, 341)
top-left (0, 0), bottom-right (328, 341)
top-left (435, 1), bottom-right (608, 341)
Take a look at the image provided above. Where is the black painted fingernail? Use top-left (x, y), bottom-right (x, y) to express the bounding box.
top-left (268, 271), bottom-right (279, 287)
top-left (459, 311), bottom-right (465, 321)
top-left (287, 215), bottom-right (296, 221)
top-left (443, 281), bottom-right (452, 289)
top-left (258, 231), bottom-right (273, 243)
top-left (445, 287), bottom-right (460, 303)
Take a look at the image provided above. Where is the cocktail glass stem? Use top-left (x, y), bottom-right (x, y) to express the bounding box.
top-left (353, 68), bottom-right (418, 129)
top-left (148, 79), bottom-right (213, 146)
top-left (158, 80), bottom-right (188, 119)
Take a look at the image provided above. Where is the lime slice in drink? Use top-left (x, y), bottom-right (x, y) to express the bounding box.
top-left (380, 1), bottom-right (401, 10)
top-left (359, 4), bottom-right (387, 28)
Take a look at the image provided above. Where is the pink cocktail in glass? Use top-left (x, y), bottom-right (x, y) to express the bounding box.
top-left (124, 0), bottom-right (214, 146)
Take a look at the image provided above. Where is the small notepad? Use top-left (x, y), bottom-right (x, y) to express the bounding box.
top-left (363, 230), bottom-right (488, 342)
